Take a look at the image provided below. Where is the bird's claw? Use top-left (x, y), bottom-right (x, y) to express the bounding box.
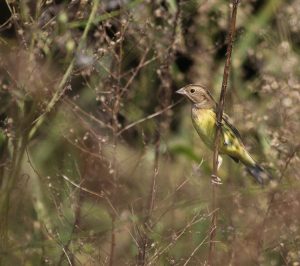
top-left (216, 121), bottom-right (223, 128)
top-left (211, 174), bottom-right (222, 185)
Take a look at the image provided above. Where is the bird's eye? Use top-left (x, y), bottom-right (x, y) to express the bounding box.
top-left (190, 89), bottom-right (195, 93)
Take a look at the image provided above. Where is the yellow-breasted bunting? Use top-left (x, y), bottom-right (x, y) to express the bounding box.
top-left (177, 84), bottom-right (271, 185)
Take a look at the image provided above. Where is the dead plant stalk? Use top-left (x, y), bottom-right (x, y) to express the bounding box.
top-left (208, 1), bottom-right (239, 265)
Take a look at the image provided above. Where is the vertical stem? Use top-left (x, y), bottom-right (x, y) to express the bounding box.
top-left (137, 133), bottom-right (160, 266)
top-left (208, 1), bottom-right (239, 265)
top-left (147, 135), bottom-right (160, 219)
top-left (109, 14), bottom-right (126, 266)
top-left (146, 0), bottom-right (181, 222)
top-left (136, 2), bottom-right (181, 265)
top-left (255, 147), bottom-right (298, 260)
top-left (109, 215), bottom-right (116, 266)
top-left (0, 135), bottom-right (28, 264)
top-left (29, 0), bottom-right (100, 139)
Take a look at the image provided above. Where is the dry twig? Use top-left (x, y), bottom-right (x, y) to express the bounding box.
top-left (209, 1), bottom-right (239, 265)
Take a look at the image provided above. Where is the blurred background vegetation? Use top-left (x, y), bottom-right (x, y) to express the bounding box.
top-left (0, 0), bottom-right (300, 265)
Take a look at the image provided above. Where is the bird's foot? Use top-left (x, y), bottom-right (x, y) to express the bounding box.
top-left (216, 121), bottom-right (223, 128)
top-left (211, 174), bottom-right (222, 185)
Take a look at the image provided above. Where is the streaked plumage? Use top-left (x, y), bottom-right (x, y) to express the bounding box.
top-left (177, 84), bottom-right (271, 184)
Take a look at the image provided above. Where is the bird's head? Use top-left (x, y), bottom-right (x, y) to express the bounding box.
top-left (176, 84), bottom-right (216, 108)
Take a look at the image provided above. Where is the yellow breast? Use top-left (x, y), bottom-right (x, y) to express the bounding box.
top-left (191, 108), bottom-right (216, 149)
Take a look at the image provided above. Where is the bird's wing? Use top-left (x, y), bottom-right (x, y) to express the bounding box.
top-left (222, 113), bottom-right (242, 141)
top-left (228, 155), bottom-right (239, 163)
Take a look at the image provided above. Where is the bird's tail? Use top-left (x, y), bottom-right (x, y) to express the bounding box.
top-left (246, 164), bottom-right (272, 185)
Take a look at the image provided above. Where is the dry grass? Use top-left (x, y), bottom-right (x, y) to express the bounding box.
top-left (0, 0), bottom-right (300, 265)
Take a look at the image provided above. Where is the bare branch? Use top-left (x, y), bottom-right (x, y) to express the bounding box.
top-left (61, 175), bottom-right (119, 217)
top-left (209, 1), bottom-right (239, 265)
top-left (117, 99), bottom-right (182, 136)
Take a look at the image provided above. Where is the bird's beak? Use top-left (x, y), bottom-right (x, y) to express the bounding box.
top-left (176, 88), bottom-right (186, 95)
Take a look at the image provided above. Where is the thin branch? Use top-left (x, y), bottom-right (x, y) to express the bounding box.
top-left (108, 17), bottom-right (130, 266)
top-left (255, 145), bottom-right (300, 258)
top-left (209, 1), bottom-right (239, 265)
top-left (65, 98), bottom-right (114, 131)
top-left (183, 233), bottom-right (210, 266)
top-left (136, 2), bottom-right (182, 264)
top-left (61, 247), bottom-right (73, 266)
top-left (148, 210), bottom-right (217, 265)
top-left (61, 175), bottom-right (119, 217)
top-left (121, 48), bottom-right (150, 96)
top-left (29, 0), bottom-right (100, 139)
top-left (117, 99), bottom-right (183, 136)
top-left (43, 225), bottom-right (76, 266)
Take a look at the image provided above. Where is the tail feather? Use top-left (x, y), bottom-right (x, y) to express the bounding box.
top-left (246, 164), bottom-right (272, 185)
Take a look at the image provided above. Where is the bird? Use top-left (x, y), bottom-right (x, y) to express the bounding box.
top-left (176, 84), bottom-right (272, 185)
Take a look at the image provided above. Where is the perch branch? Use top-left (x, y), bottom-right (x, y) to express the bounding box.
top-left (208, 1), bottom-right (239, 265)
